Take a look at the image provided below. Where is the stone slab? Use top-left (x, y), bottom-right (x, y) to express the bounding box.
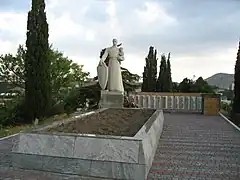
top-left (12, 133), bottom-right (75, 157)
top-left (11, 108), bottom-right (164, 180)
top-left (74, 136), bottom-right (139, 163)
top-left (135, 110), bottom-right (164, 179)
top-left (99, 90), bottom-right (124, 108)
top-left (10, 153), bottom-right (146, 180)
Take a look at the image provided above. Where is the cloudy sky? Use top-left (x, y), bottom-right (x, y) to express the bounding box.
top-left (0, 0), bottom-right (239, 82)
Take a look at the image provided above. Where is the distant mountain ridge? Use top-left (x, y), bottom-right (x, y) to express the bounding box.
top-left (205, 73), bottom-right (234, 89)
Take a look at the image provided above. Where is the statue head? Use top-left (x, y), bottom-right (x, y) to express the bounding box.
top-left (112, 38), bottom-right (118, 46)
top-left (119, 47), bottom-right (123, 53)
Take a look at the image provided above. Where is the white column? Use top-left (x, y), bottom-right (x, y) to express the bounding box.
top-left (176, 96), bottom-right (179, 109)
top-left (184, 96), bottom-right (190, 110)
top-left (143, 95), bottom-right (147, 108)
top-left (157, 96), bottom-right (161, 109)
top-left (147, 95), bottom-right (151, 108)
top-left (161, 96), bottom-right (167, 109)
top-left (179, 96), bottom-right (184, 109)
top-left (166, 96), bottom-right (169, 109)
top-left (153, 96), bottom-right (157, 109)
top-left (197, 96), bottom-right (202, 111)
top-left (168, 96), bottom-right (174, 110)
top-left (191, 96), bottom-right (196, 110)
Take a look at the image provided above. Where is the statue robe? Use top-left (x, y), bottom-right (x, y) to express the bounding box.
top-left (101, 46), bottom-right (124, 92)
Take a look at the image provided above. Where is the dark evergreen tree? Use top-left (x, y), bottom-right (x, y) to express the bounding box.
top-left (151, 49), bottom-right (158, 91)
top-left (142, 46), bottom-right (156, 92)
top-left (25, 0), bottom-right (51, 121)
top-left (232, 40), bottom-right (240, 125)
top-left (156, 54), bottom-right (167, 92)
top-left (165, 53), bottom-right (172, 91)
top-left (141, 66), bottom-right (148, 91)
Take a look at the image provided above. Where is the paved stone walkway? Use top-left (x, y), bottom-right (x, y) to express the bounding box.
top-left (0, 113), bottom-right (239, 180)
top-left (147, 113), bottom-right (240, 180)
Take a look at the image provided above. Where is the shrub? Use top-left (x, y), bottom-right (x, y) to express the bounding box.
top-left (0, 96), bottom-right (27, 126)
top-left (123, 96), bottom-right (138, 108)
top-left (47, 101), bottom-right (65, 117)
top-left (221, 102), bottom-right (232, 114)
top-left (63, 88), bottom-right (87, 114)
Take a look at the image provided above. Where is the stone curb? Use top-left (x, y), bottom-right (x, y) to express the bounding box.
top-left (219, 112), bottom-right (240, 132)
top-left (0, 133), bottom-right (19, 141)
top-left (0, 109), bottom-right (106, 141)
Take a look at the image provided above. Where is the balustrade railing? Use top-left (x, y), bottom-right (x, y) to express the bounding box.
top-left (130, 93), bottom-right (203, 113)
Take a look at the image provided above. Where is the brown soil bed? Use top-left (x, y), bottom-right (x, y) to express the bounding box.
top-left (45, 108), bottom-right (155, 136)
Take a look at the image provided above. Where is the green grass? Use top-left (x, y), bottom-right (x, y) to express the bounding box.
top-left (0, 113), bottom-right (69, 139)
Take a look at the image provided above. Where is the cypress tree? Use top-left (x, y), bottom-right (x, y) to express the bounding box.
top-left (141, 56), bottom-right (151, 92)
top-left (142, 46), bottom-right (155, 92)
top-left (25, 0), bottom-right (51, 120)
top-left (148, 46), bottom-right (154, 91)
top-left (166, 52), bottom-right (172, 92)
top-left (152, 49), bottom-right (158, 91)
top-left (141, 66), bottom-right (148, 91)
top-left (156, 54), bottom-right (167, 92)
top-left (233, 40), bottom-right (240, 125)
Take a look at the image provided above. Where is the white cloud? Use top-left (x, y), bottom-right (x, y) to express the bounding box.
top-left (0, 11), bottom-right (26, 54)
top-left (0, 0), bottom-right (238, 83)
top-left (85, 30), bottom-right (96, 41)
top-left (171, 48), bottom-right (237, 81)
top-left (135, 1), bottom-right (177, 25)
top-left (0, 40), bottom-right (15, 55)
top-left (48, 12), bottom-right (84, 41)
top-left (0, 11), bottom-right (26, 34)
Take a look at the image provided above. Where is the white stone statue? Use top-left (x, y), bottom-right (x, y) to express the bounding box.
top-left (99, 38), bottom-right (124, 92)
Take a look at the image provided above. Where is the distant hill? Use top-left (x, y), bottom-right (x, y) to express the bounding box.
top-left (205, 73), bottom-right (234, 89)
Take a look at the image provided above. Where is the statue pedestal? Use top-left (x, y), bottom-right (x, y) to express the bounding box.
top-left (99, 90), bottom-right (124, 108)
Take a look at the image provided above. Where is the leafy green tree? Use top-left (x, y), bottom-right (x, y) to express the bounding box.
top-left (25, 0), bottom-right (51, 120)
top-left (193, 77), bottom-right (214, 93)
top-left (172, 82), bottom-right (179, 92)
top-left (178, 77), bottom-right (214, 93)
top-left (0, 45), bottom-right (25, 89)
top-left (49, 48), bottom-right (89, 101)
top-left (178, 78), bottom-right (194, 93)
top-left (0, 45), bottom-right (89, 101)
top-left (232, 40), bottom-right (240, 125)
top-left (121, 67), bottom-right (140, 94)
top-left (0, 96), bottom-right (25, 126)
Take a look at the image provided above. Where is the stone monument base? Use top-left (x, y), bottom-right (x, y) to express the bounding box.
top-left (99, 90), bottom-right (124, 108)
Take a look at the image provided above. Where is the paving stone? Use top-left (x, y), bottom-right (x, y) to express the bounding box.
top-left (147, 113), bottom-right (240, 180)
